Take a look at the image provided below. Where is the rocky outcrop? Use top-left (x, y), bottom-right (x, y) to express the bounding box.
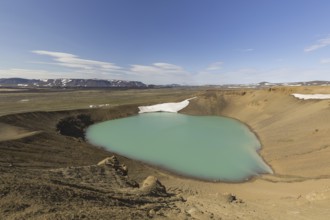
top-left (140, 176), bottom-right (168, 197)
top-left (0, 156), bottom-right (179, 219)
top-left (97, 155), bottom-right (128, 176)
top-left (56, 114), bottom-right (93, 139)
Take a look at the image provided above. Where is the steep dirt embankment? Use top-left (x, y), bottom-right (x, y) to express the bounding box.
top-left (182, 87), bottom-right (330, 180)
top-left (0, 104), bottom-right (144, 168)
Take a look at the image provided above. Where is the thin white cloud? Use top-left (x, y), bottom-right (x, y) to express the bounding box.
top-left (304, 36), bottom-right (330, 52)
top-left (22, 50), bottom-right (196, 84)
top-left (130, 63), bottom-right (191, 84)
top-left (153, 63), bottom-right (184, 72)
top-left (320, 58), bottom-right (330, 64)
top-left (32, 50), bottom-right (122, 71)
top-left (236, 48), bottom-right (254, 52)
top-left (28, 50), bottom-right (137, 80)
top-left (31, 50), bottom-right (193, 84)
top-left (130, 63), bottom-right (186, 75)
top-left (206, 61), bottom-right (223, 71)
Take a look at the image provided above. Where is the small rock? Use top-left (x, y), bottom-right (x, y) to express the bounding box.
top-left (148, 209), bottom-right (156, 217)
top-left (140, 176), bottom-right (167, 197)
top-left (227, 193), bottom-right (244, 204)
top-left (97, 155), bottom-right (119, 166)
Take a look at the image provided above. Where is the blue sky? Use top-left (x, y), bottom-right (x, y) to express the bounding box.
top-left (1, 0), bottom-right (330, 85)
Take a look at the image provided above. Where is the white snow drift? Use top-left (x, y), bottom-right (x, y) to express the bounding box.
top-left (292, 94), bottom-right (330, 100)
top-left (89, 104), bottom-right (110, 108)
top-left (138, 97), bottom-right (197, 113)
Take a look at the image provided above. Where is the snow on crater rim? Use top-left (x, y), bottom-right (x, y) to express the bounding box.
top-left (292, 93), bottom-right (330, 100)
top-left (138, 97), bottom-right (197, 113)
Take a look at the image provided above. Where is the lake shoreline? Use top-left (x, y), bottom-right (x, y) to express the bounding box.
top-left (86, 111), bottom-right (273, 183)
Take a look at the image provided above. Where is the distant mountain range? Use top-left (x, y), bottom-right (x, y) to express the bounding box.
top-left (0, 78), bottom-right (147, 88)
top-left (1, 78), bottom-right (330, 89)
top-left (206, 80), bottom-right (330, 88)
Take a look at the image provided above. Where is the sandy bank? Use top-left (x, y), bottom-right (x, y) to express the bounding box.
top-left (0, 123), bottom-right (41, 142)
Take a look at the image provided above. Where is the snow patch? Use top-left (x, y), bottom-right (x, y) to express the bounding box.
top-left (61, 78), bottom-right (72, 86)
top-left (17, 84), bottom-right (28, 87)
top-left (292, 94), bottom-right (330, 100)
top-left (138, 97), bottom-right (197, 113)
top-left (89, 104), bottom-right (110, 108)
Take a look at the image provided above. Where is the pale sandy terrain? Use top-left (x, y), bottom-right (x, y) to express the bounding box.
top-left (171, 86), bottom-right (330, 219)
top-left (0, 123), bottom-right (41, 142)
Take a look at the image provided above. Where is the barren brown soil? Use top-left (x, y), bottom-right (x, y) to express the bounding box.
top-left (1, 87), bottom-right (330, 219)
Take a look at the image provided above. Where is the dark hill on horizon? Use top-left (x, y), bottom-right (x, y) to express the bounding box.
top-left (0, 78), bottom-right (147, 89)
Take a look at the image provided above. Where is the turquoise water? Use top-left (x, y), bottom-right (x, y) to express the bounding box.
top-left (86, 113), bottom-right (272, 182)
